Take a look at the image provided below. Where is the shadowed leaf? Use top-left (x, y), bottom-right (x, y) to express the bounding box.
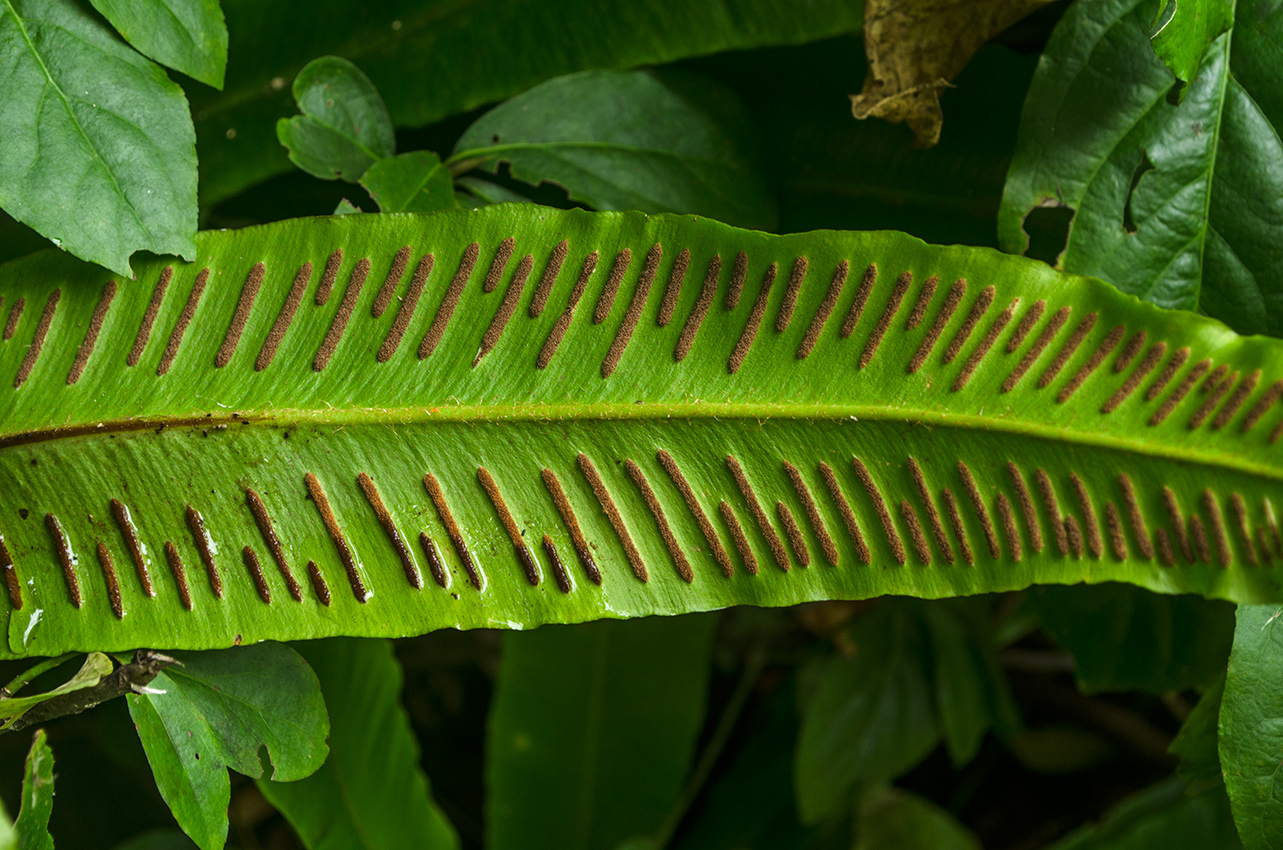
top-left (89, 0), bottom-right (228, 88)
top-left (278, 56), bottom-right (395, 183)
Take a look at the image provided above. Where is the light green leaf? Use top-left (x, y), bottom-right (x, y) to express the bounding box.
top-left (999, 0), bottom-right (1283, 337)
top-left (487, 614), bottom-right (716, 850)
top-left (127, 642), bottom-right (328, 850)
top-left (1048, 778), bottom-right (1242, 849)
top-left (1150, 0), bottom-right (1234, 91)
top-left (452, 69), bottom-right (776, 230)
top-left (1031, 583), bottom-right (1235, 693)
top-left (0, 652), bottom-right (113, 720)
top-left (361, 152), bottom-right (456, 214)
top-left (0, 0), bottom-right (197, 276)
top-left (1, 207), bottom-right (1283, 657)
top-left (13, 730), bottom-right (53, 850)
top-left (277, 56), bottom-right (395, 183)
top-left (1220, 604), bottom-right (1283, 850)
top-left (855, 787), bottom-right (980, 850)
top-left (795, 602), bottom-right (940, 823)
top-left (258, 638), bottom-right (458, 850)
top-left (333, 199), bottom-right (362, 216)
top-left (89, 0), bottom-right (228, 88)
top-left (191, 0), bottom-right (864, 209)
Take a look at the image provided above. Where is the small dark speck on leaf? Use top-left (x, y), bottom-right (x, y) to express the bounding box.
top-left (18, 509), bottom-right (28, 520)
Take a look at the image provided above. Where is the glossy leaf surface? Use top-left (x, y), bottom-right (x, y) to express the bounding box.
top-left (487, 614), bottom-right (715, 849)
top-left (452, 70), bottom-right (777, 230)
top-left (127, 642), bottom-right (328, 850)
top-left (1149, 0), bottom-right (1233, 89)
top-left (1, 206), bottom-right (1283, 658)
top-left (999, 0), bottom-right (1283, 336)
top-left (0, 0), bottom-right (198, 276)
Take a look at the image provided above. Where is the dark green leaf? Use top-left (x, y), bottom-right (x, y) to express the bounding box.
top-left (487, 614), bottom-right (717, 850)
top-left (1000, 0), bottom-right (1283, 336)
top-left (13, 730), bottom-right (52, 850)
top-left (455, 176), bottom-right (536, 206)
top-left (127, 642), bottom-right (328, 850)
top-left (89, 0), bottom-right (228, 88)
top-left (774, 43), bottom-right (1038, 245)
top-left (1220, 604), bottom-right (1283, 850)
top-left (452, 69), bottom-right (776, 230)
top-left (922, 599), bottom-right (1019, 765)
top-left (1171, 674), bottom-right (1225, 794)
top-left (855, 787), bottom-right (980, 850)
top-left (257, 638), bottom-right (459, 850)
top-left (277, 56), bottom-right (394, 183)
top-left (193, 0), bottom-right (863, 209)
top-left (1047, 779), bottom-right (1242, 849)
top-left (1150, 0), bottom-right (1234, 90)
top-left (1031, 583), bottom-right (1235, 693)
top-left (361, 151), bottom-right (456, 213)
top-left (0, 0), bottom-right (197, 276)
top-left (675, 690), bottom-right (833, 850)
top-left (794, 601), bottom-right (940, 824)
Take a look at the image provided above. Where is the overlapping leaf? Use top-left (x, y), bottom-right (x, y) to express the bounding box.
top-left (999, 0), bottom-right (1283, 336)
top-left (192, 0), bottom-right (865, 208)
top-left (1, 207), bottom-right (1282, 658)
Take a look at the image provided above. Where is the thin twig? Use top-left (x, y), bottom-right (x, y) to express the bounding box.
top-left (0, 650), bottom-right (178, 734)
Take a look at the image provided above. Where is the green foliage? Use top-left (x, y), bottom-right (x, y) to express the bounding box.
top-left (1219, 604), bottom-right (1283, 850)
top-left (259, 638), bottom-right (458, 850)
top-left (277, 56), bottom-right (395, 183)
top-left (190, 0), bottom-right (864, 209)
top-left (0, 653), bottom-right (112, 722)
top-left (1031, 583), bottom-right (1235, 693)
top-left (0, 0), bottom-right (198, 276)
top-left (362, 152), bottom-right (457, 214)
top-left (127, 642), bottom-right (328, 850)
top-left (88, 0), bottom-right (228, 89)
top-left (1000, 0), bottom-right (1283, 335)
top-left (1149, 0), bottom-right (1234, 91)
top-left (486, 614), bottom-right (716, 849)
top-left (1170, 674), bottom-right (1225, 794)
top-left (854, 787), bottom-right (981, 850)
top-left (13, 731), bottom-right (52, 850)
top-left (1048, 779), bottom-right (1242, 848)
top-left (451, 69), bottom-right (777, 230)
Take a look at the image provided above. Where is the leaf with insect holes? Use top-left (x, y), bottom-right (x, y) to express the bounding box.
top-left (999, 0), bottom-right (1283, 336)
top-left (1, 206), bottom-right (1283, 658)
top-left (127, 642), bottom-right (328, 850)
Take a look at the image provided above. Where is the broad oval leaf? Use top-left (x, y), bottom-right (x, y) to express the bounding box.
top-left (999, 0), bottom-right (1283, 335)
top-left (89, 0), bottom-right (229, 89)
top-left (258, 637), bottom-right (459, 850)
top-left (1, 207), bottom-right (1283, 656)
top-left (0, 0), bottom-right (198, 276)
top-left (127, 641), bottom-right (328, 850)
top-left (452, 69), bottom-right (777, 230)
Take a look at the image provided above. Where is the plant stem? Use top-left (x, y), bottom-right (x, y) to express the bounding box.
top-left (0, 653), bottom-right (77, 698)
top-left (653, 646), bottom-right (767, 849)
top-left (0, 650), bottom-right (178, 734)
